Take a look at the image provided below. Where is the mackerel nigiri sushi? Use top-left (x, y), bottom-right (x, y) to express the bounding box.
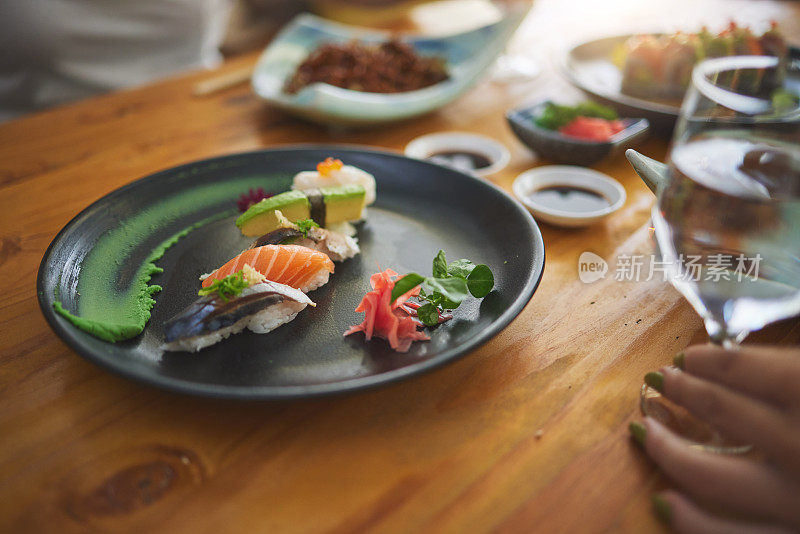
top-left (201, 244), bottom-right (335, 293)
top-left (164, 265), bottom-right (315, 352)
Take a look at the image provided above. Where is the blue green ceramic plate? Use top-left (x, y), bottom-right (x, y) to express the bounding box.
top-left (251, 11), bottom-right (528, 125)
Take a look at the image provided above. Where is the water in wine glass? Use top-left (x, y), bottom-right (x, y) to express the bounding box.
top-left (653, 131), bottom-right (800, 344)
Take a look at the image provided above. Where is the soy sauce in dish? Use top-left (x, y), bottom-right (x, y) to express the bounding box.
top-left (428, 151), bottom-right (493, 172)
top-left (528, 185), bottom-right (611, 213)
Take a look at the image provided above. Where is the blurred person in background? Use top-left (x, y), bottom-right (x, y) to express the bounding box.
top-left (1, 0), bottom-right (236, 121)
top-left (0, 0), bottom-right (436, 122)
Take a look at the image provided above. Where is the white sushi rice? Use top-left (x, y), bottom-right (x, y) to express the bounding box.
top-left (246, 300), bottom-right (309, 334)
top-left (306, 227), bottom-right (360, 262)
top-left (292, 164), bottom-right (377, 205)
top-left (162, 301), bottom-right (306, 352)
top-left (299, 269), bottom-right (331, 293)
top-left (325, 221), bottom-right (357, 237)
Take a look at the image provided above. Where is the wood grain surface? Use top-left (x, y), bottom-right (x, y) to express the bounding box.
top-left (1, 1), bottom-right (798, 532)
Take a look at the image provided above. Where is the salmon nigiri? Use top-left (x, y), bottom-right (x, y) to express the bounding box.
top-left (202, 245), bottom-right (334, 293)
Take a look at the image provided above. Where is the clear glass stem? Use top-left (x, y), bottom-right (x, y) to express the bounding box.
top-left (704, 316), bottom-right (748, 348)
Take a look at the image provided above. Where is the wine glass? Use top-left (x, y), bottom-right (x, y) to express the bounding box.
top-left (643, 55), bottom-right (800, 453)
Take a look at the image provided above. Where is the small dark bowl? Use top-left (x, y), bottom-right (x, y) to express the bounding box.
top-left (506, 101), bottom-right (650, 166)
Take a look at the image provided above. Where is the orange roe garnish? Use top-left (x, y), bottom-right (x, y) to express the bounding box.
top-left (317, 157), bottom-right (344, 177)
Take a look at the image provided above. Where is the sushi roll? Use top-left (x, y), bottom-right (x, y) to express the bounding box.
top-left (619, 23), bottom-right (787, 101)
top-left (758, 22), bottom-right (788, 95)
top-left (759, 21), bottom-right (788, 59)
top-left (292, 157), bottom-right (376, 206)
top-left (164, 266), bottom-right (315, 352)
top-left (249, 212), bottom-right (360, 262)
top-left (661, 34), bottom-right (702, 98)
top-left (704, 29), bottom-right (735, 58)
top-left (620, 35), bottom-right (664, 99)
top-left (201, 244), bottom-right (335, 293)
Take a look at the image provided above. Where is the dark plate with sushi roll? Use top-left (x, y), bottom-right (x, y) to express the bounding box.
top-left (37, 146), bottom-right (545, 400)
top-left (560, 26), bottom-right (796, 136)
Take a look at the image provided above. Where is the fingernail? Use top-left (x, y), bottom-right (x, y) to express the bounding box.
top-left (644, 371), bottom-right (664, 393)
top-left (652, 494), bottom-right (672, 523)
top-left (629, 421), bottom-right (647, 447)
top-left (673, 352), bottom-right (685, 370)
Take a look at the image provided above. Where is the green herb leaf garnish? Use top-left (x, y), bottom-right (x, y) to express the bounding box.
top-left (574, 101), bottom-right (617, 121)
top-left (447, 258), bottom-right (476, 279)
top-left (422, 276), bottom-right (469, 308)
top-left (535, 101), bottom-right (617, 130)
top-left (389, 250), bottom-right (495, 326)
top-left (295, 218), bottom-right (320, 237)
top-left (432, 250), bottom-right (448, 278)
top-left (466, 264), bottom-right (494, 298)
top-left (417, 302), bottom-right (440, 327)
top-left (390, 273), bottom-right (426, 303)
top-left (198, 271), bottom-right (249, 302)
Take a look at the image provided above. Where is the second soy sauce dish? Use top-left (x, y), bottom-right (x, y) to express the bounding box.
top-left (512, 166), bottom-right (626, 228)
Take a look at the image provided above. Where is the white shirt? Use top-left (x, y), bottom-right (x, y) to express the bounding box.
top-left (0, 0), bottom-right (231, 121)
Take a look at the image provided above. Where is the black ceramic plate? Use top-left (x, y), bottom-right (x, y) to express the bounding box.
top-left (561, 35), bottom-right (800, 136)
top-left (38, 147), bottom-right (544, 399)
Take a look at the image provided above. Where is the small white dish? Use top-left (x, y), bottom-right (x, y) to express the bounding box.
top-left (405, 131), bottom-right (511, 177)
top-left (512, 166), bottom-right (626, 227)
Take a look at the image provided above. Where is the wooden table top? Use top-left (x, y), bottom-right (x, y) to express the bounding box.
top-left (2, 1), bottom-right (798, 532)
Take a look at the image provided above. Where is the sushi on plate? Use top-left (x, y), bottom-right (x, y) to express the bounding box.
top-left (201, 244), bottom-right (335, 293)
top-left (618, 22), bottom-right (788, 100)
top-left (250, 212), bottom-right (360, 262)
top-left (163, 265), bottom-right (315, 352)
top-left (236, 184), bottom-right (367, 237)
top-left (293, 157), bottom-right (376, 206)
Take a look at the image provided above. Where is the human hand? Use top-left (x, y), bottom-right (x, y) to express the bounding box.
top-left (629, 344), bottom-right (800, 534)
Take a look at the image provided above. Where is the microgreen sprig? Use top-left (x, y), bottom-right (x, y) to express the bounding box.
top-left (198, 271), bottom-right (250, 302)
top-left (535, 101), bottom-right (618, 130)
top-left (295, 218), bottom-right (320, 237)
top-left (391, 250), bottom-right (495, 327)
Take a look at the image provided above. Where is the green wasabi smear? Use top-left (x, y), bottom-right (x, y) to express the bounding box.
top-left (53, 216), bottom-right (223, 342)
top-left (52, 173), bottom-right (290, 343)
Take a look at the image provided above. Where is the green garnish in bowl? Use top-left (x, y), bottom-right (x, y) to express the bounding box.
top-left (535, 101), bottom-right (618, 130)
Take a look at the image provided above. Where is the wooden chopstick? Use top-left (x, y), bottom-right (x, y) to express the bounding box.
top-left (193, 66), bottom-right (254, 97)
